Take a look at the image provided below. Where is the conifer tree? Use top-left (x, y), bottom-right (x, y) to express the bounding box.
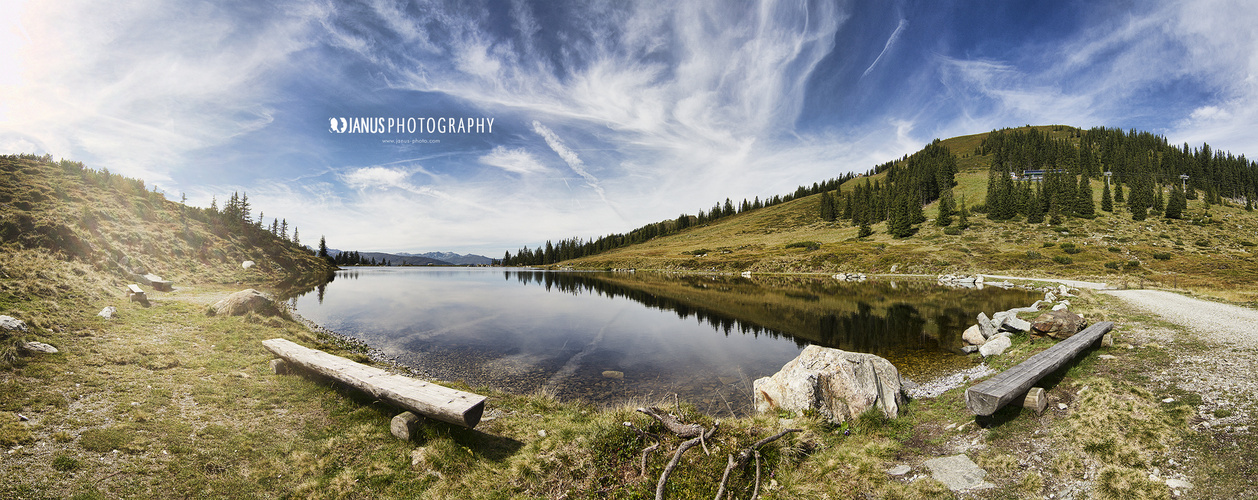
top-left (935, 187), bottom-right (955, 227)
top-left (1164, 186), bottom-right (1185, 219)
top-left (1151, 185), bottom-right (1164, 216)
top-left (858, 221), bottom-right (873, 238)
top-left (1101, 181), bottom-right (1113, 212)
top-left (820, 191), bottom-right (836, 222)
top-left (318, 236), bottom-right (329, 259)
top-left (1075, 175), bottom-right (1095, 218)
top-left (1026, 185), bottom-right (1045, 224)
top-left (1115, 181), bottom-right (1125, 204)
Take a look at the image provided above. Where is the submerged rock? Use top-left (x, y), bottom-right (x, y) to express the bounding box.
top-left (754, 345), bottom-right (905, 424)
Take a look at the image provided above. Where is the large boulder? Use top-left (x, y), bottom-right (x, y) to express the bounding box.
top-left (979, 334), bottom-right (1012, 357)
top-left (976, 312), bottom-right (996, 339)
top-left (754, 345), bottom-right (905, 424)
top-left (1030, 310), bottom-right (1086, 339)
top-left (207, 289), bottom-right (279, 317)
top-left (962, 325), bottom-right (987, 346)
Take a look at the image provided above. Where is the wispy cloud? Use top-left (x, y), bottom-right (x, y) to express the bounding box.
top-left (479, 146), bottom-right (548, 175)
top-left (863, 18), bottom-right (907, 78)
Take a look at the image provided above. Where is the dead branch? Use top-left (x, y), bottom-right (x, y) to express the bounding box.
top-left (624, 421), bottom-right (662, 477)
top-left (637, 406), bottom-right (703, 438)
top-left (655, 422), bottom-right (720, 500)
top-left (712, 428), bottom-right (801, 500)
top-left (751, 451), bottom-right (762, 500)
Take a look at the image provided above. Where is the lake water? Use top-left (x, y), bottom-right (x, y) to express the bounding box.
top-left (289, 268), bottom-right (1039, 416)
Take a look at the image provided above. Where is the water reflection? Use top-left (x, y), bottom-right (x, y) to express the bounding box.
top-left (290, 268), bottom-right (1038, 416)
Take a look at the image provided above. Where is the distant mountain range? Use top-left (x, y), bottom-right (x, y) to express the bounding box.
top-left (328, 249), bottom-right (493, 266)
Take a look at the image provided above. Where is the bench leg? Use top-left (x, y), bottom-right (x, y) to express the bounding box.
top-left (392, 411), bottom-right (422, 441)
top-left (270, 358), bottom-right (290, 375)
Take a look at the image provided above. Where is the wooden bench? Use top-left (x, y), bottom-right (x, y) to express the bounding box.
top-left (262, 338), bottom-right (486, 430)
top-left (127, 284), bottom-right (147, 303)
top-left (965, 321), bottom-right (1114, 416)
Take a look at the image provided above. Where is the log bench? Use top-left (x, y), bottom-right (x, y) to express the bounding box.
top-left (262, 338), bottom-right (486, 432)
top-left (965, 321), bottom-right (1114, 417)
top-left (127, 284), bottom-right (147, 303)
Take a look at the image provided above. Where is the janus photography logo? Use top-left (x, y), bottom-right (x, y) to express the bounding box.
top-left (328, 116), bottom-right (495, 134)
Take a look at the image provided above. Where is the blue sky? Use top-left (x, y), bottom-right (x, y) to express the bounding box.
top-left (2, 0), bottom-right (1256, 256)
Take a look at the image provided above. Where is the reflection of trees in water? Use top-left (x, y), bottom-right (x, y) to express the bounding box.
top-left (500, 270), bottom-right (1009, 354)
top-left (505, 270), bottom-right (802, 346)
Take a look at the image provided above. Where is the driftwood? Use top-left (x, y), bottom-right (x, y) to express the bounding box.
top-left (713, 428), bottom-right (801, 500)
top-left (263, 338), bottom-right (486, 428)
top-left (637, 407), bottom-right (704, 438)
top-left (624, 421), bottom-right (663, 476)
top-left (655, 422), bottom-right (720, 500)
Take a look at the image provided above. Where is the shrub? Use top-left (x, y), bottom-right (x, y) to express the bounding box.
top-left (1042, 242), bottom-right (1057, 248)
top-left (1107, 246), bottom-right (1121, 253)
top-left (1152, 252), bottom-right (1172, 260)
top-left (785, 241), bottom-right (821, 251)
top-left (52, 454), bottom-right (81, 472)
top-left (1125, 260), bottom-right (1141, 270)
top-left (1105, 261), bottom-right (1122, 270)
top-left (1241, 240), bottom-right (1256, 247)
top-left (1025, 251), bottom-right (1042, 259)
top-left (1052, 255), bottom-right (1073, 265)
top-left (1194, 239), bottom-right (1211, 248)
top-left (1061, 242), bottom-right (1083, 254)
top-left (943, 227), bottom-right (962, 235)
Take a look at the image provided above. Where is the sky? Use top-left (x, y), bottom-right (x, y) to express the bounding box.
top-left (2, 0), bottom-right (1257, 256)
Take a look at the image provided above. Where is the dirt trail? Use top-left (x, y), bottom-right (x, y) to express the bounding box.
top-left (1104, 289), bottom-right (1258, 348)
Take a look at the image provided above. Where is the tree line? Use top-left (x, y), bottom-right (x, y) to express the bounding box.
top-left (497, 174), bottom-right (858, 266)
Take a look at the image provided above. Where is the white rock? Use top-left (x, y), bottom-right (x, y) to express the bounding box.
top-left (979, 335), bottom-right (1012, 357)
top-left (537, 429), bottom-right (547, 437)
top-left (21, 342), bottom-right (58, 354)
top-left (0, 315), bottom-right (28, 332)
top-left (241, 260), bottom-right (255, 269)
top-left (1098, 354), bottom-right (1117, 360)
top-left (962, 325), bottom-right (987, 346)
top-left (887, 464), bottom-right (912, 476)
top-left (753, 345), bottom-right (905, 424)
top-left (999, 314), bottom-right (1031, 332)
top-left (1162, 398), bottom-right (1175, 403)
top-left (1057, 403), bottom-right (1068, 410)
top-left (97, 306), bottom-right (117, 319)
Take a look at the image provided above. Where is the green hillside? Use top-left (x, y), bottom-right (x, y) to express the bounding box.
top-left (550, 126), bottom-right (1258, 303)
top-left (0, 154), bottom-right (335, 334)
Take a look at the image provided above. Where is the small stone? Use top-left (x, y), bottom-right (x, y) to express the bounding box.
top-left (411, 446), bottom-right (430, 468)
top-left (97, 306), bottom-right (117, 319)
top-left (601, 370), bottom-right (624, 380)
top-left (16, 413), bottom-right (28, 422)
top-left (887, 464), bottom-right (912, 476)
top-left (241, 260), bottom-right (255, 269)
top-left (1057, 403), bottom-right (1068, 410)
top-left (538, 429), bottom-right (547, 438)
top-left (1052, 303), bottom-right (1069, 311)
top-left (269, 359), bottom-right (290, 375)
top-left (961, 345), bottom-right (978, 354)
top-left (923, 454), bottom-right (994, 491)
top-left (1162, 398), bottom-right (1175, 403)
top-left (1098, 354), bottom-right (1117, 360)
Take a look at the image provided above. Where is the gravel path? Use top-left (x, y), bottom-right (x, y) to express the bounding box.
top-left (1103, 289), bottom-right (1258, 348)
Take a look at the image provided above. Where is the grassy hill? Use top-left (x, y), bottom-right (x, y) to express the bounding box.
top-left (0, 154), bottom-right (335, 344)
top-left (559, 126), bottom-right (1258, 303)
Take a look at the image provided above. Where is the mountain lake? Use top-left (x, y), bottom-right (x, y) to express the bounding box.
top-left (288, 267), bottom-right (1040, 416)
